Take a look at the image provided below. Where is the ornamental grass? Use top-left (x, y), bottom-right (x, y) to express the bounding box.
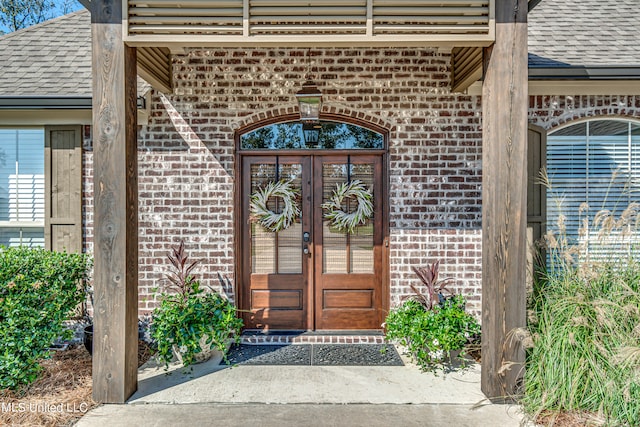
top-left (524, 173), bottom-right (640, 426)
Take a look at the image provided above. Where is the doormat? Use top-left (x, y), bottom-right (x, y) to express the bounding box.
top-left (221, 344), bottom-right (404, 366)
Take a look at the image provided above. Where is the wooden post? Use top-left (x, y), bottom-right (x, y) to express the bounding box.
top-left (481, 0), bottom-right (528, 401)
top-left (91, 0), bottom-right (139, 403)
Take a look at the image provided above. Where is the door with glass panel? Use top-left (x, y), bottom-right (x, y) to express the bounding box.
top-left (241, 154), bottom-right (383, 330)
top-left (241, 156), bottom-right (311, 329)
top-left (313, 154), bottom-right (383, 330)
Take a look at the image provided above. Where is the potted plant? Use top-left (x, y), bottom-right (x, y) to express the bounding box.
top-left (82, 288), bottom-right (94, 355)
top-left (384, 261), bottom-right (480, 371)
top-left (151, 241), bottom-right (243, 368)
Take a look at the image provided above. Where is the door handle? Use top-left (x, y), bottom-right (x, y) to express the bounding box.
top-left (303, 245), bottom-right (311, 256)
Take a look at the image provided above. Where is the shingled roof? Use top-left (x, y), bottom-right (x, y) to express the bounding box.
top-left (0, 10), bottom-right (91, 97)
top-left (0, 1), bottom-right (638, 100)
top-left (529, 0), bottom-right (640, 76)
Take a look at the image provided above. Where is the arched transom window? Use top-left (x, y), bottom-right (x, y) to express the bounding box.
top-left (240, 121), bottom-right (384, 150)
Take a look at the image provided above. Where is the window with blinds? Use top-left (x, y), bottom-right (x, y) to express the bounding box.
top-left (547, 120), bottom-right (640, 261)
top-left (0, 129), bottom-right (45, 247)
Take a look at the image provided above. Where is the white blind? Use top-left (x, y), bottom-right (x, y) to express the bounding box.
top-left (0, 129), bottom-right (44, 247)
top-left (547, 120), bottom-right (640, 262)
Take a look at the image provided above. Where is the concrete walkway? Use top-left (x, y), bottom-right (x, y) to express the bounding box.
top-left (77, 403), bottom-right (525, 427)
top-left (76, 350), bottom-right (528, 426)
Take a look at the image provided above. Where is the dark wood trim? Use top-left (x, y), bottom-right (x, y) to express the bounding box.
top-left (379, 150), bottom-right (390, 324)
top-left (481, 0), bottom-right (528, 401)
top-left (233, 145), bottom-right (242, 319)
top-left (91, 0), bottom-right (139, 404)
top-left (526, 124), bottom-right (547, 295)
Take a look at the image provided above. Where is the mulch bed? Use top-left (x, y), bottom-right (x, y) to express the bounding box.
top-left (536, 410), bottom-right (603, 426)
top-left (0, 342), bottom-right (152, 427)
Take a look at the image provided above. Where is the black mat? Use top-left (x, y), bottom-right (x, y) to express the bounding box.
top-left (221, 344), bottom-right (404, 366)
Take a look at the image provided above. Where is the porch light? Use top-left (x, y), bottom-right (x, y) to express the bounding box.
top-left (302, 122), bottom-right (322, 147)
top-left (296, 80), bottom-right (323, 123)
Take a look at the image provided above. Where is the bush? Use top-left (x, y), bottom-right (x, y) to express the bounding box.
top-left (0, 247), bottom-right (91, 390)
top-left (385, 296), bottom-right (480, 371)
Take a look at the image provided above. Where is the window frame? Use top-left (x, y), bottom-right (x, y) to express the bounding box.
top-left (0, 126), bottom-right (45, 247)
top-left (546, 118), bottom-right (640, 259)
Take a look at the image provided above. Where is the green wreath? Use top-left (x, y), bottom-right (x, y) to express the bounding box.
top-left (322, 180), bottom-right (374, 233)
top-left (249, 179), bottom-right (301, 232)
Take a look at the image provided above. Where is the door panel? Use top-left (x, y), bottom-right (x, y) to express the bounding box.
top-left (241, 156), bottom-right (311, 330)
top-left (313, 155), bottom-right (383, 330)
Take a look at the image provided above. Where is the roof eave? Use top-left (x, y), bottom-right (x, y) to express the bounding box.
top-left (529, 66), bottom-right (640, 80)
top-left (0, 96), bottom-right (92, 109)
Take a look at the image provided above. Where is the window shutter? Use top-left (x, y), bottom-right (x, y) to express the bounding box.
top-left (527, 124), bottom-right (547, 282)
top-left (44, 126), bottom-right (83, 253)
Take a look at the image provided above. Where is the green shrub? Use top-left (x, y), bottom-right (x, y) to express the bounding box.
top-left (0, 247), bottom-right (91, 390)
top-left (385, 295), bottom-right (480, 371)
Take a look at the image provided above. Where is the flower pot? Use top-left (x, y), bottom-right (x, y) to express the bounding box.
top-left (83, 325), bottom-right (93, 355)
top-left (445, 349), bottom-right (461, 363)
top-left (172, 334), bottom-right (231, 366)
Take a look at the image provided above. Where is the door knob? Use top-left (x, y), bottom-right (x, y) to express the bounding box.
top-left (303, 245), bottom-right (310, 255)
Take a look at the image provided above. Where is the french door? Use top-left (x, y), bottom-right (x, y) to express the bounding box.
top-left (240, 154), bottom-right (384, 330)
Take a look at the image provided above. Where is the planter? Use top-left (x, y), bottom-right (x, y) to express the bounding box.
top-left (445, 349), bottom-right (461, 363)
top-left (172, 335), bottom-right (231, 366)
top-left (83, 325), bottom-right (93, 355)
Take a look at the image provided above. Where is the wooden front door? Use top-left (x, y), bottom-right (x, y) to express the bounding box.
top-left (241, 154), bottom-right (384, 330)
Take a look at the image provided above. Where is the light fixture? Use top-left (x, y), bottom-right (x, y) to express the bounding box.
top-left (302, 122), bottom-right (322, 147)
top-left (296, 80), bottom-right (323, 123)
top-left (296, 49), bottom-right (323, 123)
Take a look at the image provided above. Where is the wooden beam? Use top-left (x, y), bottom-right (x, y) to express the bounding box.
top-left (481, 0), bottom-right (528, 401)
top-left (91, 0), bottom-right (139, 403)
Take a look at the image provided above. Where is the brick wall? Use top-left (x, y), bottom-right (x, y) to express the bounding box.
top-left (82, 47), bottom-right (485, 318)
top-left (79, 57), bottom-right (640, 322)
top-left (133, 47), bottom-right (485, 317)
top-left (529, 95), bottom-right (640, 130)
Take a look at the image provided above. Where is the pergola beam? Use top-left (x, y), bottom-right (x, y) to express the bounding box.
top-left (91, 0), bottom-right (139, 403)
top-left (481, 0), bottom-right (528, 400)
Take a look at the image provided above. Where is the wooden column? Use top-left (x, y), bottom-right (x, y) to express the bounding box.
top-left (91, 0), bottom-right (139, 403)
top-left (481, 0), bottom-right (528, 401)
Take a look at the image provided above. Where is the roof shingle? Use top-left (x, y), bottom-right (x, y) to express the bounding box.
top-left (1, 1), bottom-right (639, 98)
top-left (528, 0), bottom-right (640, 68)
top-left (0, 10), bottom-right (91, 96)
